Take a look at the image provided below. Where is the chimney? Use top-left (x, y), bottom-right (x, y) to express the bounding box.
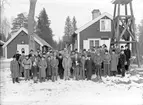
top-left (92, 9), bottom-right (101, 20)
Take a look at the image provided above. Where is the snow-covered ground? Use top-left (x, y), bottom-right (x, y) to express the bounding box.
top-left (0, 61), bottom-right (143, 105)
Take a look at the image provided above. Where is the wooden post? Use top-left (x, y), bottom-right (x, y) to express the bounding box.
top-left (116, 4), bottom-right (120, 47)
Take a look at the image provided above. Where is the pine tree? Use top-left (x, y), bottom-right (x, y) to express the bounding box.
top-left (11, 13), bottom-right (28, 34)
top-left (63, 16), bottom-right (73, 48)
top-left (72, 16), bottom-right (77, 32)
top-left (64, 16), bottom-right (73, 37)
top-left (36, 8), bottom-right (54, 47)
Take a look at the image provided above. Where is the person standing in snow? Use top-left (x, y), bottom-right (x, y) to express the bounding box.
top-left (110, 50), bottom-right (118, 76)
top-left (39, 55), bottom-right (47, 82)
top-left (10, 55), bottom-right (20, 83)
top-left (119, 50), bottom-right (127, 77)
top-left (62, 53), bottom-right (72, 80)
top-left (85, 55), bottom-right (94, 80)
top-left (73, 52), bottom-right (81, 80)
top-left (57, 53), bottom-right (64, 79)
top-left (80, 55), bottom-right (86, 80)
top-left (18, 51), bottom-right (26, 77)
top-left (46, 56), bottom-right (52, 80)
top-left (32, 52), bottom-right (39, 83)
top-left (22, 55), bottom-right (32, 81)
top-left (124, 45), bottom-right (131, 71)
top-left (51, 52), bottom-right (59, 82)
top-left (95, 51), bottom-right (103, 79)
top-left (29, 50), bottom-right (35, 79)
top-left (103, 50), bottom-right (111, 76)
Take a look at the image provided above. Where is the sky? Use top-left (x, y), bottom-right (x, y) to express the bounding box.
top-left (3, 0), bottom-right (143, 42)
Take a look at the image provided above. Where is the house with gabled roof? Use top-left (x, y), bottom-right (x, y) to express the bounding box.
top-left (2, 27), bottom-right (52, 58)
top-left (72, 9), bottom-right (113, 52)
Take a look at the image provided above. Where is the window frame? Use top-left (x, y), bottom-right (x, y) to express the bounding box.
top-left (88, 38), bottom-right (100, 49)
top-left (100, 19), bottom-right (111, 32)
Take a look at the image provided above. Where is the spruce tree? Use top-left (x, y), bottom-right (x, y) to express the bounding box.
top-left (36, 8), bottom-right (54, 47)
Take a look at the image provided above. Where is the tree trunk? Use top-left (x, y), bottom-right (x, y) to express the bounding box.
top-left (28, 0), bottom-right (37, 51)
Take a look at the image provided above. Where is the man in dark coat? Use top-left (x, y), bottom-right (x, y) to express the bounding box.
top-left (119, 50), bottom-right (126, 77)
top-left (85, 55), bottom-right (94, 80)
top-left (15, 51), bottom-right (21, 61)
top-left (124, 45), bottom-right (131, 71)
top-left (58, 53), bottom-right (64, 79)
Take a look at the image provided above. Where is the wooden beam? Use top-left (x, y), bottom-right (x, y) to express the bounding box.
top-left (116, 4), bottom-right (120, 43)
top-left (113, 4), bottom-right (117, 18)
top-left (111, 41), bottom-right (136, 44)
top-left (120, 19), bottom-right (135, 40)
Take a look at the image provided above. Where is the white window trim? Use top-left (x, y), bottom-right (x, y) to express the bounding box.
top-left (88, 38), bottom-right (101, 48)
top-left (100, 19), bottom-right (111, 32)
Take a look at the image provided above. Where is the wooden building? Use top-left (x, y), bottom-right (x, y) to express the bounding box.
top-left (2, 27), bottom-right (52, 58)
top-left (72, 10), bottom-right (113, 51)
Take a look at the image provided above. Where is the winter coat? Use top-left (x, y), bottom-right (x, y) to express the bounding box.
top-left (33, 57), bottom-right (39, 76)
top-left (10, 60), bottom-right (19, 78)
top-left (22, 59), bottom-right (32, 70)
top-left (62, 56), bottom-right (72, 70)
top-left (119, 53), bottom-right (126, 67)
top-left (111, 53), bottom-right (118, 71)
top-left (85, 58), bottom-right (94, 79)
top-left (72, 57), bottom-right (81, 68)
top-left (51, 57), bottom-right (59, 69)
top-left (103, 54), bottom-right (111, 64)
top-left (18, 55), bottom-right (25, 72)
top-left (30, 55), bottom-right (35, 64)
top-left (47, 59), bottom-right (52, 76)
top-left (39, 59), bottom-right (47, 78)
top-left (81, 57), bottom-right (86, 70)
top-left (124, 49), bottom-right (131, 61)
top-left (94, 54), bottom-right (102, 65)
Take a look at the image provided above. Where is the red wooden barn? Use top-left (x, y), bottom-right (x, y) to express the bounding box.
top-left (72, 9), bottom-right (113, 52)
top-left (2, 27), bottom-right (52, 58)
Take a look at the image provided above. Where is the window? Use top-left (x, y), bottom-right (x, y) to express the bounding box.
top-left (90, 40), bottom-right (94, 49)
top-left (95, 40), bottom-right (99, 47)
top-left (100, 19), bottom-right (111, 32)
top-left (89, 39), bottom-right (100, 49)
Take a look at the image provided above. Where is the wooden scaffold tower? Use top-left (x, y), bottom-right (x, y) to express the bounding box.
top-left (111, 0), bottom-right (140, 67)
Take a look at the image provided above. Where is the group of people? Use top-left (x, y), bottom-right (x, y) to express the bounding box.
top-left (10, 44), bottom-right (131, 84)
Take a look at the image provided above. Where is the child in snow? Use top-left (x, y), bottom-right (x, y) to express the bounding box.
top-left (39, 55), bottom-right (47, 82)
top-left (22, 55), bottom-right (32, 81)
top-left (10, 55), bottom-right (20, 83)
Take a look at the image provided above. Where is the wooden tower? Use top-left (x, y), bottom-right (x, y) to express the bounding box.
top-left (111, 0), bottom-right (140, 67)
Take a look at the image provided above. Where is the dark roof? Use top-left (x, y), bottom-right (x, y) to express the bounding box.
top-left (112, 0), bottom-right (132, 5)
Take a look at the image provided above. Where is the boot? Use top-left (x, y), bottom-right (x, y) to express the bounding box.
top-left (16, 78), bottom-right (19, 83)
top-left (12, 78), bottom-right (15, 83)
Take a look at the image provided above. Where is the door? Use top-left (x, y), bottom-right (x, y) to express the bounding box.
top-left (17, 44), bottom-right (29, 55)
